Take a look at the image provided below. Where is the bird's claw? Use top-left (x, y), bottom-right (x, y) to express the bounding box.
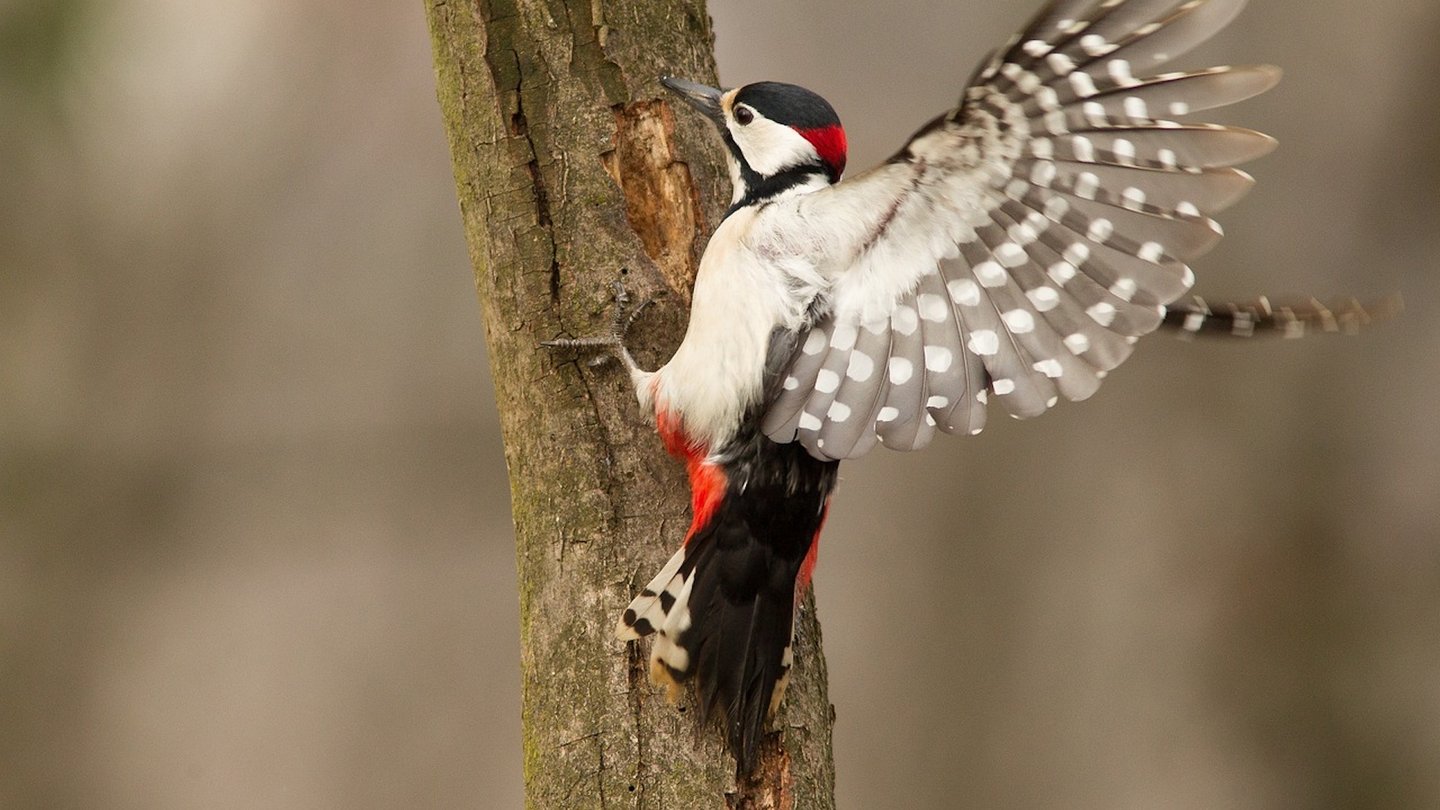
top-left (542, 279), bottom-right (651, 372)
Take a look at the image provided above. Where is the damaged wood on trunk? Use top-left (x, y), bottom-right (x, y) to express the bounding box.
top-left (602, 100), bottom-right (708, 302)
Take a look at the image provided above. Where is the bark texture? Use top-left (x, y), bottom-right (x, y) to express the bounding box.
top-left (423, 1), bottom-right (837, 806)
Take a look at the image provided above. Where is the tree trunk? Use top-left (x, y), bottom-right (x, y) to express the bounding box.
top-left (423, 1), bottom-right (837, 806)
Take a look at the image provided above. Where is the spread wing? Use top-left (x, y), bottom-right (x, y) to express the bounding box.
top-left (762, 0), bottom-right (1279, 461)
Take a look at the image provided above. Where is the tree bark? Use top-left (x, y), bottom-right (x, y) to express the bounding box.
top-left (423, 1), bottom-right (837, 807)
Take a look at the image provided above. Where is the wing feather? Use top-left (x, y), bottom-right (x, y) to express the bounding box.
top-left (912, 267), bottom-right (984, 432)
top-left (872, 304), bottom-right (936, 453)
top-left (966, 214), bottom-right (1106, 404)
top-left (810, 319), bottom-right (894, 458)
top-left (762, 0), bottom-right (1274, 459)
top-left (994, 0), bottom-right (1251, 106)
top-left (926, 264), bottom-right (991, 437)
top-left (986, 201), bottom-right (1134, 373)
top-left (1039, 125), bottom-right (1277, 170)
top-left (761, 324), bottom-right (831, 442)
top-left (791, 324), bottom-right (864, 455)
top-left (999, 193), bottom-right (1176, 329)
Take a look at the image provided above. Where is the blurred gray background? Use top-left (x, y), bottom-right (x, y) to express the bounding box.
top-left (3, 0), bottom-right (1437, 807)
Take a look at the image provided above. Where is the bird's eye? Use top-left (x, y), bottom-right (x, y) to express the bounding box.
top-left (734, 106), bottom-right (755, 126)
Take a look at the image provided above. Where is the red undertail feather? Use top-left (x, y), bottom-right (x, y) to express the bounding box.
top-left (796, 502), bottom-right (828, 593)
top-left (655, 408), bottom-right (726, 545)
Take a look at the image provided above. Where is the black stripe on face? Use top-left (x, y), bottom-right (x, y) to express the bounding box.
top-left (722, 129), bottom-right (827, 217)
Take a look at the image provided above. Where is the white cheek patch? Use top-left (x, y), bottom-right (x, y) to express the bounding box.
top-left (731, 118), bottom-right (821, 176)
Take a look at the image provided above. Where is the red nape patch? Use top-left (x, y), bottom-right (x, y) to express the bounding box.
top-left (655, 408), bottom-right (727, 546)
top-left (796, 500), bottom-right (831, 592)
top-left (797, 125), bottom-right (847, 180)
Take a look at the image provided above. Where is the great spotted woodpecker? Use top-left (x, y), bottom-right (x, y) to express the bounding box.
top-left (548, 0), bottom-right (1379, 774)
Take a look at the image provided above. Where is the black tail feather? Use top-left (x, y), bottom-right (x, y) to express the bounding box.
top-left (672, 433), bottom-right (836, 775)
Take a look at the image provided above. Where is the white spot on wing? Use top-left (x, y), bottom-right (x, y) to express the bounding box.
top-left (1108, 59), bottom-right (1136, 87)
top-left (888, 357), bottom-right (914, 385)
top-left (802, 330), bottom-right (826, 356)
top-left (924, 345), bottom-right (953, 372)
top-left (975, 261), bottom-right (1007, 288)
top-left (1112, 138), bottom-right (1136, 165)
top-left (846, 352), bottom-right (875, 382)
top-left (1029, 161), bottom-right (1057, 186)
top-left (1063, 242), bottom-right (1090, 265)
top-left (917, 293), bottom-right (949, 323)
top-left (967, 330), bottom-right (1000, 356)
top-left (1022, 39), bottom-right (1051, 57)
top-left (948, 278), bottom-right (981, 307)
top-left (893, 305), bottom-right (919, 336)
top-left (1110, 278), bottom-right (1137, 302)
top-left (1048, 261), bottom-right (1078, 285)
top-left (1087, 302), bottom-right (1117, 326)
top-left (1002, 309), bottom-right (1036, 334)
top-left (1026, 286), bottom-right (1060, 311)
top-left (1033, 358), bottom-right (1064, 378)
top-left (827, 401), bottom-right (852, 422)
top-left (1064, 333), bottom-right (1091, 354)
top-left (815, 369), bottom-right (840, 393)
top-left (997, 243), bottom-right (1027, 268)
top-left (1080, 35), bottom-right (1109, 56)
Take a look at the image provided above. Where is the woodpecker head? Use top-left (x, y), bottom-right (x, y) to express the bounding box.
top-left (661, 77), bottom-right (847, 206)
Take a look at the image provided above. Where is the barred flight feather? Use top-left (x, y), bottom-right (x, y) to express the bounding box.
top-left (767, 0), bottom-right (1278, 460)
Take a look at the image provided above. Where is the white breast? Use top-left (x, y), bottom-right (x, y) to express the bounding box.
top-left (655, 206), bottom-right (826, 451)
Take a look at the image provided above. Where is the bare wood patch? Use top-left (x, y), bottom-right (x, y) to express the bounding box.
top-left (726, 734), bottom-right (793, 810)
top-left (602, 100), bottom-right (707, 302)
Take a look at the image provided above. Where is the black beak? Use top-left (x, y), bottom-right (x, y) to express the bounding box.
top-left (660, 76), bottom-right (726, 127)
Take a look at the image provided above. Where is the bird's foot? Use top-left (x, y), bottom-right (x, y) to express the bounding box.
top-left (542, 279), bottom-right (652, 373)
